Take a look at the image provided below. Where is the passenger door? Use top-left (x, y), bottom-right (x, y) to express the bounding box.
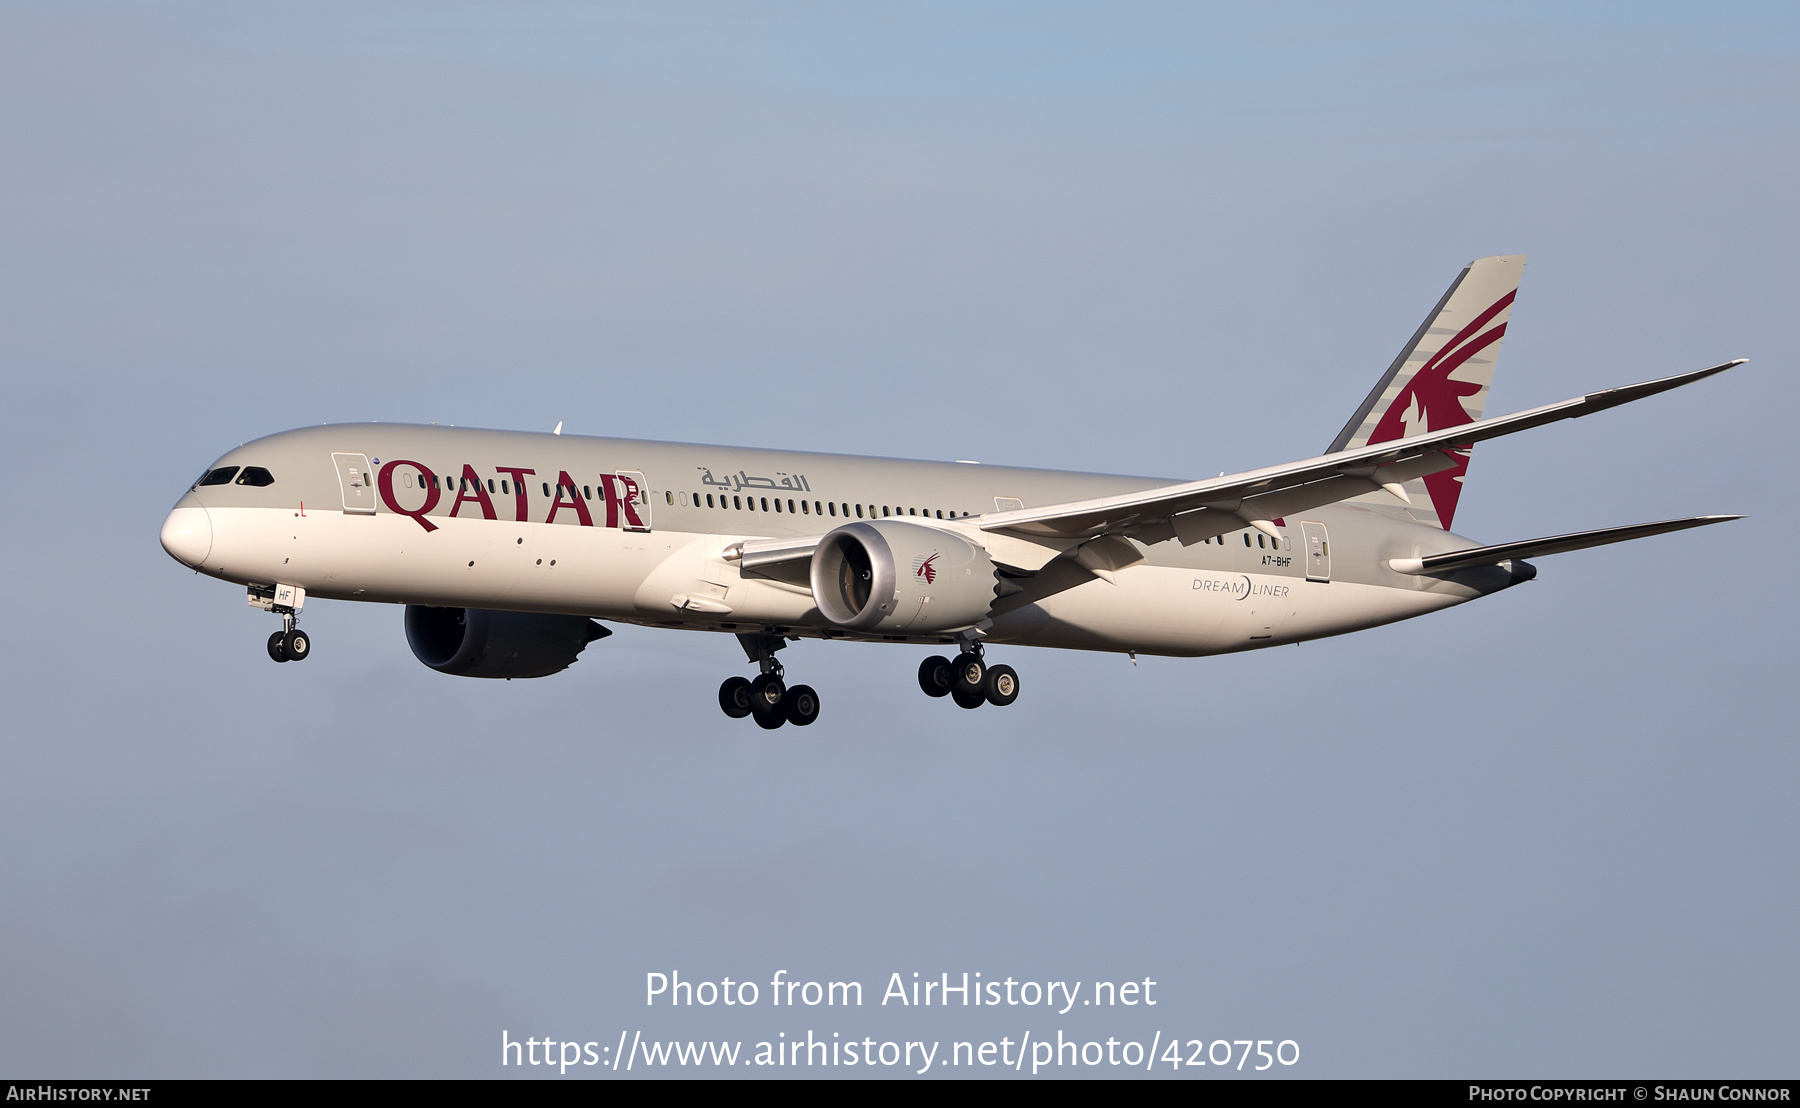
top-left (616, 470), bottom-right (651, 532)
top-left (332, 453), bottom-right (377, 515)
top-left (1301, 521), bottom-right (1330, 582)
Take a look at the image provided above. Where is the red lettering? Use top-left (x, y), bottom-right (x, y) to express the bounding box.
top-left (448, 464), bottom-right (497, 520)
top-left (378, 460), bottom-right (441, 532)
top-left (545, 471), bottom-right (594, 527)
top-left (495, 467), bottom-right (536, 522)
top-left (600, 474), bottom-right (645, 530)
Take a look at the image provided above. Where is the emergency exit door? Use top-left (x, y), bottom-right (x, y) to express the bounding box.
top-left (1301, 521), bottom-right (1330, 582)
top-left (332, 453), bottom-right (377, 514)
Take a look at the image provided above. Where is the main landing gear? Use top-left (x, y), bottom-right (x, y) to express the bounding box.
top-left (718, 632), bottom-right (819, 729)
top-left (251, 584), bottom-right (312, 663)
top-left (917, 643), bottom-right (1019, 709)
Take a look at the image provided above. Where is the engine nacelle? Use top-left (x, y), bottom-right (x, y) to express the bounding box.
top-left (404, 606), bottom-right (611, 679)
top-left (809, 520), bottom-right (998, 634)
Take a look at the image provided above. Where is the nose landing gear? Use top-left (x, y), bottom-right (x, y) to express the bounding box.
top-left (266, 625), bottom-right (311, 663)
top-left (252, 584), bottom-right (312, 663)
top-left (718, 632), bottom-right (820, 729)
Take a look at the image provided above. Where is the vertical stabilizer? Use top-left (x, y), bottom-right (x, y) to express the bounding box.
top-left (1329, 255), bottom-right (1525, 529)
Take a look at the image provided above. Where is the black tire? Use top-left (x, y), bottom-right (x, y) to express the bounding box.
top-left (951, 652), bottom-right (986, 695)
top-left (748, 673), bottom-right (786, 716)
top-left (282, 629), bottom-right (310, 661)
top-left (984, 664), bottom-right (1020, 707)
top-left (718, 676), bottom-right (753, 719)
top-left (784, 684), bottom-right (820, 727)
top-left (267, 631), bottom-right (289, 663)
top-left (951, 686), bottom-right (985, 710)
top-left (917, 655), bottom-right (953, 698)
top-left (754, 709), bottom-right (786, 730)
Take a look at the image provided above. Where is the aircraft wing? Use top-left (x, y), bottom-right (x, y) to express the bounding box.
top-left (1386, 515), bottom-right (1743, 574)
top-left (979, 359), bottom-right (1743, 545)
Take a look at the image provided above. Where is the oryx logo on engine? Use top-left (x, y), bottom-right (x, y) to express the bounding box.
top-left (912, 552), bottom-right (939, 585)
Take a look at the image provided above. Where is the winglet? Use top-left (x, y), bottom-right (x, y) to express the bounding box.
top-left (1579, 359), bottom-right (1745, 415)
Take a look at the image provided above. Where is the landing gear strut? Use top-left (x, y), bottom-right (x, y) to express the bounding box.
top-left (919, 638), bottom-right (1019, 709)
top-left (252, 584), bottom-right (312, 663)
top-left (717, 631), bottom-right (819, 728)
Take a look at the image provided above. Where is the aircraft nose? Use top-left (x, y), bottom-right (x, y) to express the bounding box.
top-left (160, 502), bottom-right (212, 568)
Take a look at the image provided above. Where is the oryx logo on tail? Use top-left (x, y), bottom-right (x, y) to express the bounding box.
top-left (1327, 254), bottom-right (1526, 530)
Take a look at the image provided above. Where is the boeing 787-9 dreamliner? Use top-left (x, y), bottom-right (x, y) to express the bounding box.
top-left (160, 256), bottom-right (1741, 728)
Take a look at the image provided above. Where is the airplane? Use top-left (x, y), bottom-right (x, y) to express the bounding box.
top-left (159, 256), bottom-right (1742, 729)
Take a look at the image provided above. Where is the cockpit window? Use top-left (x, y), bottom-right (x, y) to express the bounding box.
top-left (235, 466), bottom-right (275, 487)
top-left (197, 466), bottom-right (239, 486)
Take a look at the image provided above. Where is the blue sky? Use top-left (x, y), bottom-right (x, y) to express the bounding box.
top-left (0, 1), bottom-right (1794, 1078)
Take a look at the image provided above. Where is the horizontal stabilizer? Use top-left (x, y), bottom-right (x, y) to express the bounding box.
top-left (1387, 515), bottom-right (1743, 575)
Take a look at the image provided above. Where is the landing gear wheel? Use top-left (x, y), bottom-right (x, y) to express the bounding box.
top-left (748, 673), bottom-right (787, 727)
top-left (281, 629), bottom-right (309, 661)
top-left (718, 676), bottom-right (753, 719)
top-left (267, 631), bottom-right (289, 663)
top-left (748, 673), bottom-right (786, 715)
top-left (783, 684), bottom-right (820, 727)
top-left (951, 652), bottom-right (986, 696)
top-left (917, 655), bottom-right (953, 698)
top-left (951, 686), bottom-right (986, 710)
top-left (984, 664), bottom-right (1020, 707)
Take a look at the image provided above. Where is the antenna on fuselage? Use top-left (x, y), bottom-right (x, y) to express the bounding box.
top-left (553, 421), bottom-right (563, 435)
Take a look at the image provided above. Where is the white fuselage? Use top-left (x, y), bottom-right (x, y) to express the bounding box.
top-left (161, 423), bottom-right (1512, 659)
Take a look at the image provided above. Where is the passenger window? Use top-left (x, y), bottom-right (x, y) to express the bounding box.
top-left (235, 466), bottom-right (275, 487)
top-left (542, 483), bottom-right (550, 497)
top-left (788, 499), bottom-right (796, 513)
top-left (733, 496), bottom-right (742, 510)
top-left (801, 500), bottom-right (810, 514)
top-left (855, 505), bottom-right (864, 518)
top-left (706, 494), bottom-right (715, 508)
top-left (759, 497), bottom-right (768, 511)
top-left (1243, 533), bottom-right (1251, 547)
top-left (487, 479), bottom-right (495, 493)
top-left (198, 466), bottom-right (239, 486)
top-left (828, 502), bottom-right (836, 516)
top-left (774, 498), bottom-right (782, 513)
